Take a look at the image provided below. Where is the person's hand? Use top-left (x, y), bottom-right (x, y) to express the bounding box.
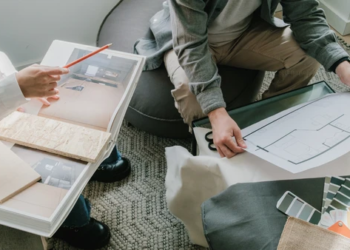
top-left (208, 107), bottom-right (247, 158)
top-left (16, 64), bottom-right (68, 98)
top-left (336, 61), bottom-right (350, 86)
top-left (37, 95), bottom-right (60, 106)
top-left (16, 95), bottom-right (60, 112)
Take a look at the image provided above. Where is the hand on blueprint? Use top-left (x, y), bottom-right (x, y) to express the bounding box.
top-left (208, 108), bottom-right (247, 158)
top-left (16, 64), bottom-right (68, 98)
top-left (336, 61), bottom-right (350, 86)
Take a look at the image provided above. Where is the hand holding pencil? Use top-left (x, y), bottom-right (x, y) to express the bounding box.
top-left (64, 43), bottom-right (113, 68)
top-left (29, 43), bottom-right (113, 107)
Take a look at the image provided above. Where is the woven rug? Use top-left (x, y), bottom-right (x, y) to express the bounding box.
top-left (49, 41), bottom-right (350, 250)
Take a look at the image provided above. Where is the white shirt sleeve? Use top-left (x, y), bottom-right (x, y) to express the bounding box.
top-left (0, 73), bottom-right (28, 120)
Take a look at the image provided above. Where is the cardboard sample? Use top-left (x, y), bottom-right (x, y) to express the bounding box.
top-left (0, 112), bottom-right (111, 162)
top-left (0, 142), bottom-right (41, 203)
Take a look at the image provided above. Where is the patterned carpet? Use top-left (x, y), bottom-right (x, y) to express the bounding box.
top-left (49, 41), bottom-right (350, 250)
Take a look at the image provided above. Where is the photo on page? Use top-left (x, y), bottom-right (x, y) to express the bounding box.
top-left (38, 48), bottom-right (138, 131)
top-left (11, 145), bottom-right (87, 190)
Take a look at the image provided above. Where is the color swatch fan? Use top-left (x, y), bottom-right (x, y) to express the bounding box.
top-left (277, 176), bottom-right (350, 239)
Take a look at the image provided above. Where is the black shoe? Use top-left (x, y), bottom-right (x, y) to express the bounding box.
top-left (90, 147), bottom-right (131, 183)
top-left (53, 218), bottom-right (110, 250)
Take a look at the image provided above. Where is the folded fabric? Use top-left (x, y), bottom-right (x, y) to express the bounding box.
top-left (201, 178), bottom-right (325, 250)
top-left (278, 217), bottom-right (350, 250)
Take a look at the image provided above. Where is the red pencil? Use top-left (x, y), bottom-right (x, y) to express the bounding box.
top-left (63, 43), bottom-right (113, 68)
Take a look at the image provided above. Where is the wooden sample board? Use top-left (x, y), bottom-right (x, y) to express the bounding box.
top-left (0, 142), bottom-right (41, 204)
top-left (0, 112), bottom-right (111, 162)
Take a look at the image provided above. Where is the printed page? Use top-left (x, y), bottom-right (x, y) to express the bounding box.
top-left (242, 93), bottom-right (350, 173)
top-left (39, 42), bottom-right (139, 131)
top-left (11, 145), bottom-right (87, 191)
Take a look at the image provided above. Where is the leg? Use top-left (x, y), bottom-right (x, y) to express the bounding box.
top-left (164, 49), bottom-right (206, 127)
top-left (61, 195), bottom-right (91, 228)
top-left (218, 18), bottom-right (320, 98)
top-left (90, 145), bottom-right (131, 183)
top-left (53, 195), bottom-right (111, 249)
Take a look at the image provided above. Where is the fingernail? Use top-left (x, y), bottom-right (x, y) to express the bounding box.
top-left (62, 68), bottom-right (69, 73)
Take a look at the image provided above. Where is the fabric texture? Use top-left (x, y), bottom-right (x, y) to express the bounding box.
top-left (201, 178), bottom-right (327, 250)
top-left (208, 0), bottom-right (261, 47)
top-left (49, 43), bottom-right (350, 250)
top-left (277, 217), bottom-right (350, 250)
top-left (0, 73), bottom-right (28, 120)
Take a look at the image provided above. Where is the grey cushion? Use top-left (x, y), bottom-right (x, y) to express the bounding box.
top-left (97, 0), bottom-right (265, 138)
top-left (201, 178), bottom-right (329, 250)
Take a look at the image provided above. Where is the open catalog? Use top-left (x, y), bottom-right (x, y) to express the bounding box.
top-left (0, 40), bottom-right (145, 237)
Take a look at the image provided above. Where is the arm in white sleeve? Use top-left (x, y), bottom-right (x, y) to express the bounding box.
top-left (0, 73), bottom-right (28, 120)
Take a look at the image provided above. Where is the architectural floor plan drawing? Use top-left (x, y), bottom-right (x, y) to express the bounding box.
top-left (242, 93), bottom-right (350, 173)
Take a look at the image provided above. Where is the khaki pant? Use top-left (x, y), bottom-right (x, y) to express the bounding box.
top-left (164, 19), bottom-right (320, 126)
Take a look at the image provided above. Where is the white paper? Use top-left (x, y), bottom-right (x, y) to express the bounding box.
top-left (242, 93), bottom-right (350, 173)
top-left (85, 65), bottom-right (99, 76)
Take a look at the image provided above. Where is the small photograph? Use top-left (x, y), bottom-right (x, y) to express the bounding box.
top-left (39, 48), bottom-right (138, 131)
top-left (12, 145), bottom-right (86, 190)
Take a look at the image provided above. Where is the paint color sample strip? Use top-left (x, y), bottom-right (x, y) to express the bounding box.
top-left (322, 176), bottom-right (331, 213)
top-left (323, 191), bottom-right (337, 214)
top-left (277, 191), bottom-right (321, 225)
top-left (323, 181), bottom-right (344, 212)
top-left (326, 182), bottom-right (350, 213)
top-left (323, 176), bottom-right (331, 202)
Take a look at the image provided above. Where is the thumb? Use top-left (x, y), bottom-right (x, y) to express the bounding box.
top-left (37, 97), bottom-right (51, 106)
top-left (234, 129), bottom-right (246, 148)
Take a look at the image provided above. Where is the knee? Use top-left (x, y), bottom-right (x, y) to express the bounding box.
top-left (303, 55), bottom-right (320, 75)
top-left (171, 83), bottom-right (205, 125)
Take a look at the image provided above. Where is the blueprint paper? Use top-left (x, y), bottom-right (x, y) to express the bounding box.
top-left (242, 93), bottom-right (350, 173)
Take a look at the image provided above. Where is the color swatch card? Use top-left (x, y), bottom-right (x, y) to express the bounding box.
top-left (320, 209), bottom-right (350, 228)
top-left (320, 210), bottom-right (350, 238)
top-left (323, 176), bottom-right (346, 213)
top-left (277, 191), bottom-right (321, 225)
top-left (326, 179), bottom-right (350, 213)
top-left (322, 176), bottom-right (345, 213)
top-left (278, 177), bottom-right (350, 240)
